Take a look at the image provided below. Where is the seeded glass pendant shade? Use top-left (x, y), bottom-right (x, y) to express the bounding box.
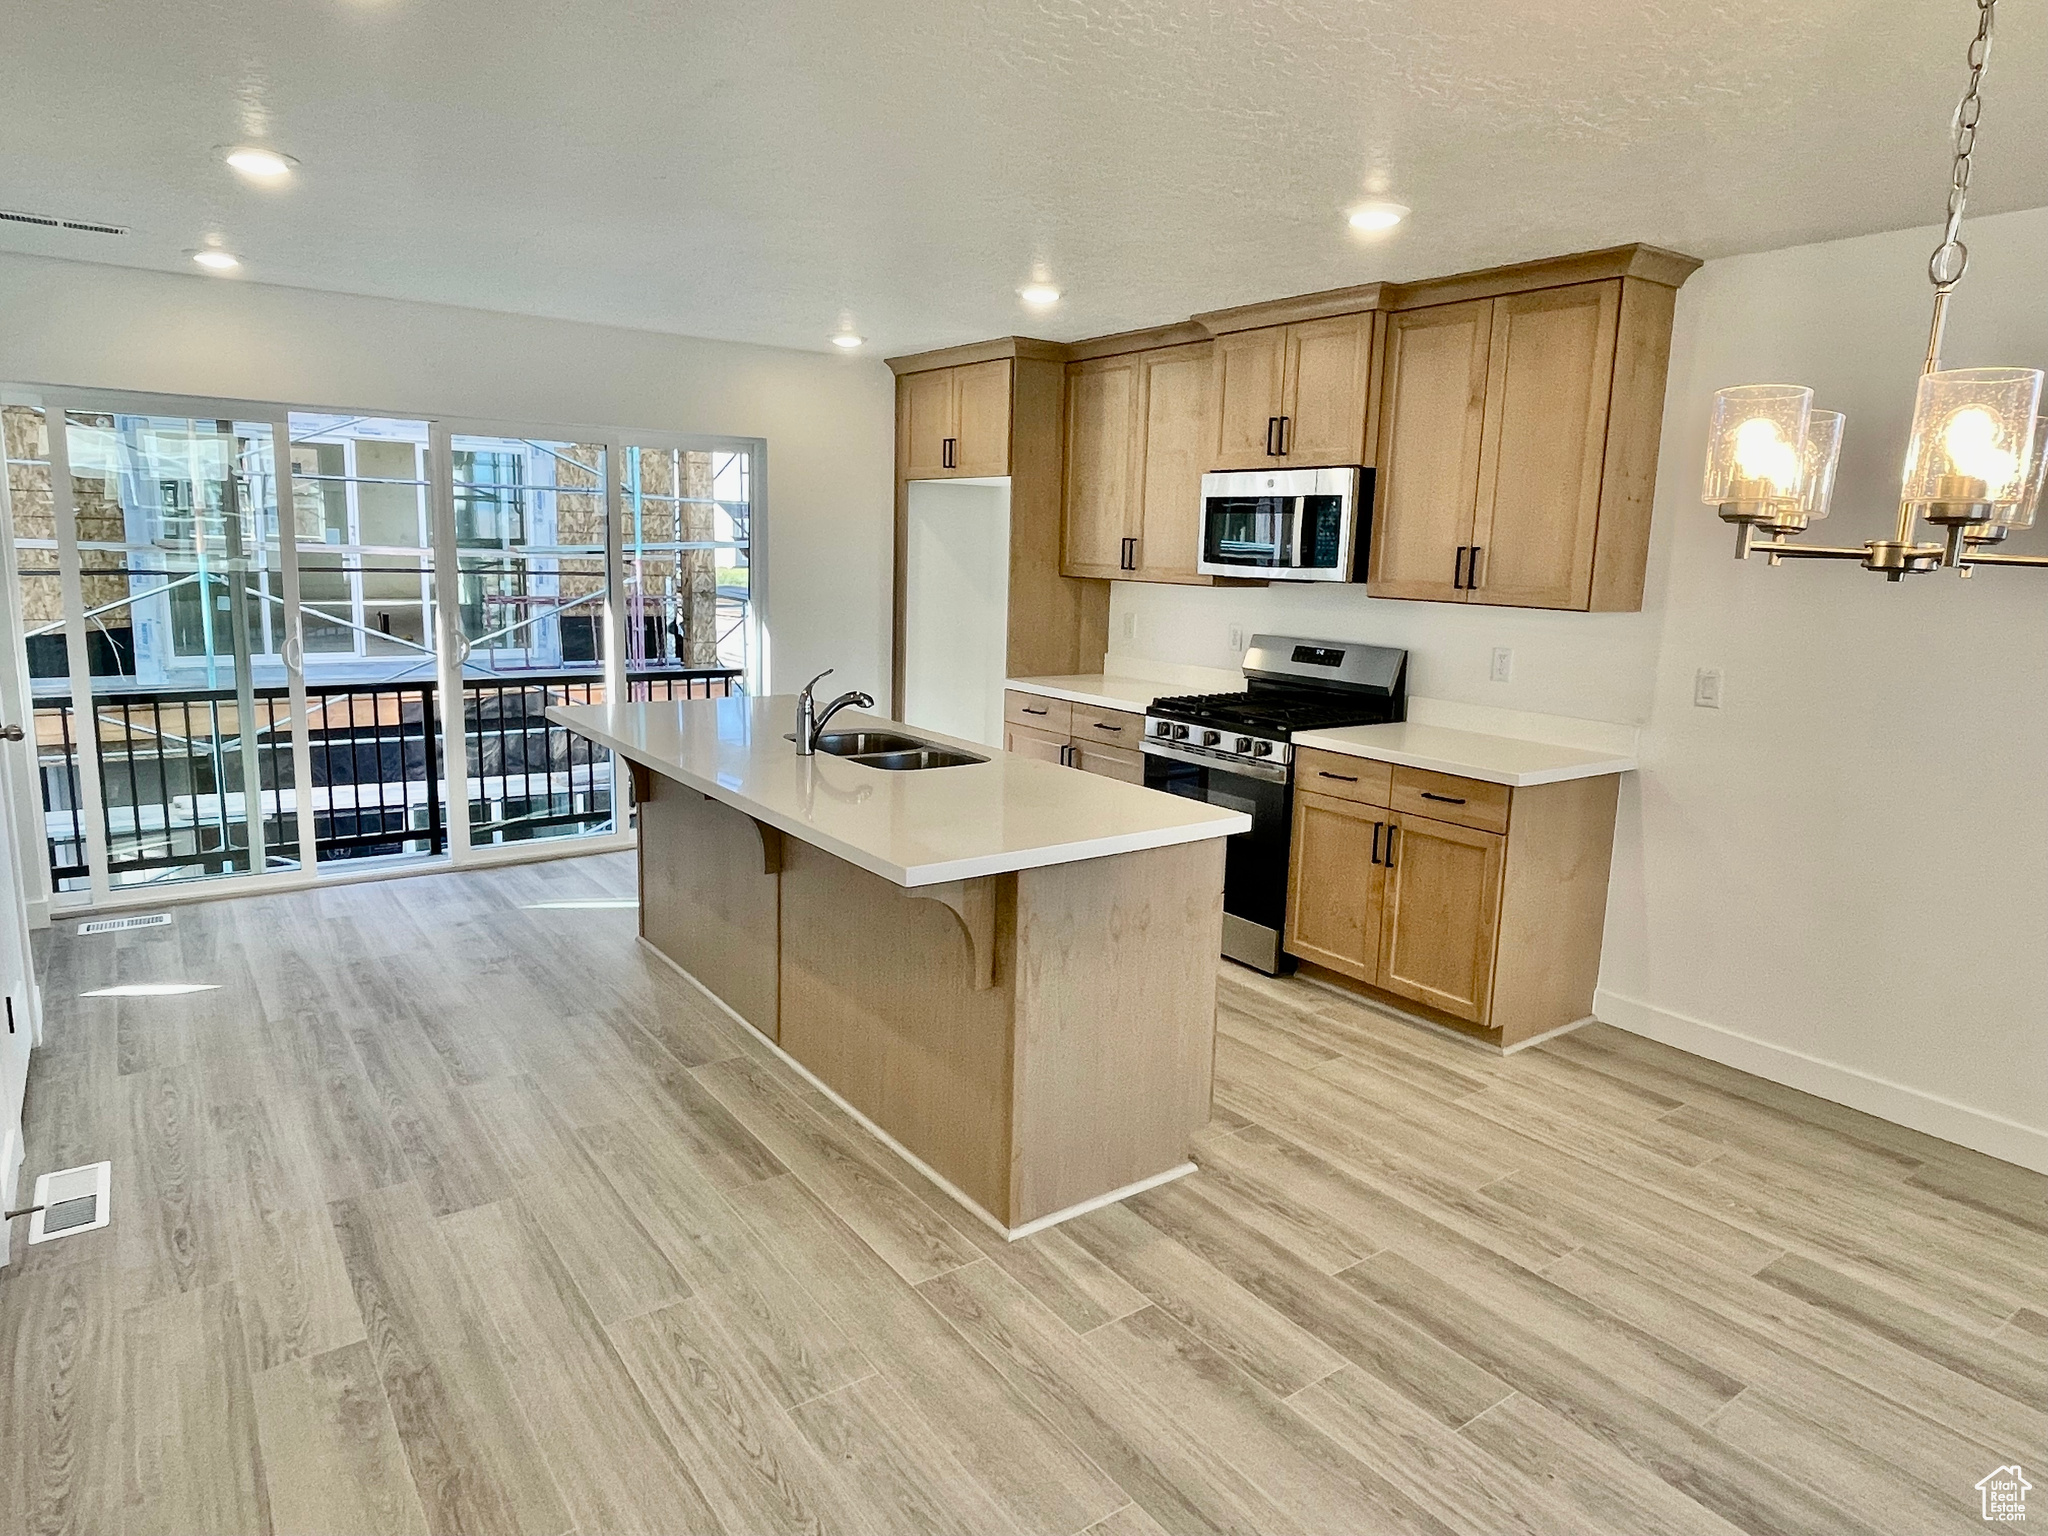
top-left (1900, 368), bottom-right (2042, 526)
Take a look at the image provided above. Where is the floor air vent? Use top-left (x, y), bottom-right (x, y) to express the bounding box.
top-left (0, 209), bottom-right (130, 237)
top-left (78, 913), bottom-right (171, 934)
top-left (26, 1161), bottom-right (111, 1244)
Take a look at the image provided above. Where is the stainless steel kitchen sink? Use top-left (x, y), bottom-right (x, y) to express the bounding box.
top-left (843, 746), bottom-right (987, 771)
top-left (785, 729), bottom-right (988, 769)
top-left (811, 730), bottom-right (930, 756)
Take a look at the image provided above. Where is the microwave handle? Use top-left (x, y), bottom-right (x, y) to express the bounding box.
top-left (1289, 497), bottom-right (1306, 568)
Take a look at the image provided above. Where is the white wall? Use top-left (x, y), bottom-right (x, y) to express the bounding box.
top-left (904, 479), bottom-right (1010, 748)
top-left (0, 252), bottom-right (899, 705)
top-left (1110, 205), bottom-right (2048, 1171)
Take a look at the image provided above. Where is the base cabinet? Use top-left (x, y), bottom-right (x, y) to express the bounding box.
top-left (1283, 793), bottom-right (1386, 982)
top-left (1376, 813), bottom-right (1504, 1023)
top-left (1004, 690), bottom-right (1144, 779)
top-left (1284, 754), bottom-right (1619, 1045)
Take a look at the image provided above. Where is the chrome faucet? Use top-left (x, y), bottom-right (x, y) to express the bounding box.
top-left (794, 669), bottom-right (874, 755)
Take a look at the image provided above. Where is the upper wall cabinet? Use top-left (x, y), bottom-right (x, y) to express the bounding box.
top-left (1210, 312), bottom-right (1378, 470)
top-left (1062, 342), bottom-right (1217, 584)
top-left (1369, 274), bottom-right (1680, 611)
top-left (900, 359), bottom-right (1012, 479)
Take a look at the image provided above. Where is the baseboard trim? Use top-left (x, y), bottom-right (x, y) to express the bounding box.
top-left (635, 935), bottom-right (1196, 1241)
top-left (1594, 988), bottom-right (2048, 1175)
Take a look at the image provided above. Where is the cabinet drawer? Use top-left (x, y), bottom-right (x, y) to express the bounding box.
top-left (1389, 767), bottom-right (1510, 834)
top-left (1070, 702), bottom-right (1143, 746)
top-left (1073, 740), bottom-right (1143, 783)
top-left (1003, 691), bottom-right (1072, 735)
top-left (1004, 721), bottom-right (1069, 764)
top-left (1294, 749), bottom-right (1392, 808)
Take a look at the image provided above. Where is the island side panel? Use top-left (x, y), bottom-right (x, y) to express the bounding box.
top-left (775, 840), bottom-right (1017, 1221)
top-left (639, 774), bottom-right (782, 1039)
top-left (1009, 837), bottom-right (1225, 1226)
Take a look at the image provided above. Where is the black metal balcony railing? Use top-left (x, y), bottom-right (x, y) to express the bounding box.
top-left (30, 666), bottom-right (742, 888)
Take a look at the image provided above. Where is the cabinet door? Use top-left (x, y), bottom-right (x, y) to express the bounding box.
top-left (1468, 282), bottom-right (1620, 610)
top-left (950, 359), bottom-right (1013, 477)
top-left (1376, 812), bottom-right (1504, 1025)
top-left (901, 368), bottom-right (956, 479)
top-left (1368, 299), bottom-right (1493, 602)
top-left (1284, 791), bottom-right (1386, 983)
top-left (1132, 343), bottom-right (1216, 582)
top-left (1073, 740), bottom-right (1143, 783)
top-left (1210, 328), bottom-right (1288, 470)
top-left (1061, 356), bottom-right (1140, 578)
top-left (1004, 721), bottom-right (1070, 764)
top-left (1278, 313), bottom-right (1374, 465)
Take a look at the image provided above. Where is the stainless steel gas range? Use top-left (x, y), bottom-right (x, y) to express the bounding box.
top-left (1141, 634), bottom-right (1407, 973)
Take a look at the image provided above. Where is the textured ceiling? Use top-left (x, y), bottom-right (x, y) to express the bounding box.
top-left (3, 0), bottom-right (2045, 355)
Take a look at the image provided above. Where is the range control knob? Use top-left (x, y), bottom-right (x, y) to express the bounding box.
top-left (1200, 729), bottom-right (1222, 747)
top-left (1170, 723), bottom-right (1190, 740)
top-left (1233, 735), bottom-right (1253, 753)
top-left (1251, 739), bottom-right (1274, 757)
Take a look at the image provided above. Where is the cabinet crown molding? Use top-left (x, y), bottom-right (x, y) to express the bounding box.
top-left (887, 243), bottom-right (1702, 366)
top-left (887, 336), bottom-right (1066, 374)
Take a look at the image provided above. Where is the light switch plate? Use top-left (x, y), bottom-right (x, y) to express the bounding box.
top-left (1694, 667), bottom-right (1724, 708)
top-left (1120, 611), bottom-right (1137, 643)
top-left (1227, 624), bottom-right (1246, 655)
top-left (1490, 647), bottom-right (1513, 683)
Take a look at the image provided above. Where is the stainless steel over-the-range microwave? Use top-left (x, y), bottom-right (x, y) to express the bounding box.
top-left (1196, 466), bottom-right (1371, 581)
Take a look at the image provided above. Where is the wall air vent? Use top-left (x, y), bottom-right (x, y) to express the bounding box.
top-left (0, 209), bottom-right (130, 237)
top-left (78, 913), bottom-right (171, 935)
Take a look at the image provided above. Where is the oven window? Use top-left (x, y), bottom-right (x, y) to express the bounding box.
top-left (1204, 496), bottom-right (1294, 567)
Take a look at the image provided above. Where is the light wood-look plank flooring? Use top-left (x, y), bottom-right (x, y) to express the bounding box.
top-left (3, 853), bottom-right (2041, 1535)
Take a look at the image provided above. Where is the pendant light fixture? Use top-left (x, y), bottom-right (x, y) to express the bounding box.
top-left (1705, 0), bottom-right (2047, 579)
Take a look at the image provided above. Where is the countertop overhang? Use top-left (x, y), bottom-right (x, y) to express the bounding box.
top-left (549, 695), bottom-right (1250, 887)
top-left (1291, 721), bottom-right (1637, 787)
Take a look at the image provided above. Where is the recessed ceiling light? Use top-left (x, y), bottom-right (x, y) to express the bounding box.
top-left (191, 249), bottom-right (241, 272)
top-left (1348, 201), bottom-right (1410, 232)
top-left (1019, 283), bottom-right (1061, 308)
top-left (223, 146), bottom-right (299, 183)
top-left (831, 333), bottom-right (864, 350)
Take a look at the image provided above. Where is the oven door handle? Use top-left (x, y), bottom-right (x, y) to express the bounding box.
top-left (1141, 738), bottom-right (1291, 785)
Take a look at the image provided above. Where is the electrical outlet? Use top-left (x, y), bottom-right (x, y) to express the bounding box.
top-left (1694, 667), bottom-right (1723, 708)
top-left (1490, 646), bottom-right (1513, 683)
top-left (1227, 624), bottom-right (1247, 655)
top-left (1120, 611), bottom-right (1137, 643)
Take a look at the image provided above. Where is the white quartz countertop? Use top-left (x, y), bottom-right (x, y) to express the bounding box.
top-left (1004, 674), bottom-right (1166, 712)
top-left (1291, 722), bottom-right (1638, 787)
top-left (549, 695), bottom-right (1249, 888)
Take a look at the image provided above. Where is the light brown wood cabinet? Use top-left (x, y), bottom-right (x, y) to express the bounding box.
top-left (1369, 277), bottom-right (1674, 611)
top-left (1210, 312), bottom-right (1377, 470)
top-left (1284, 759), bottom-right (1621, 1045)
top-left (1061, 355), bottom-right (1141, 578)
top-left (1003, 690), bottom-right (1144, 780)
top-left (1061, 342), bottom-right (1217, 583)
top-left (901, 358), bottom-right (1013, 479)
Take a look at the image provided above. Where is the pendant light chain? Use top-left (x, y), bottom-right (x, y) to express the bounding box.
top-left (1931, 0), bottom-right (1994, 289)
top-left (1924, 0), bottom-right (1996, 371)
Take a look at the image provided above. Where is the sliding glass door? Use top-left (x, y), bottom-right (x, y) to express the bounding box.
top-left (55, 411), bottom-right (299, 891)
top-left (2, 391), bottom-right (758, 907)
top-left (286, 414), bottom-right (451, 868)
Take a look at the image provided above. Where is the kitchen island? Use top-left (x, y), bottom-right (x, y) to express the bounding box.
top-left (549, 694), bottom-right (1249, 1237)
